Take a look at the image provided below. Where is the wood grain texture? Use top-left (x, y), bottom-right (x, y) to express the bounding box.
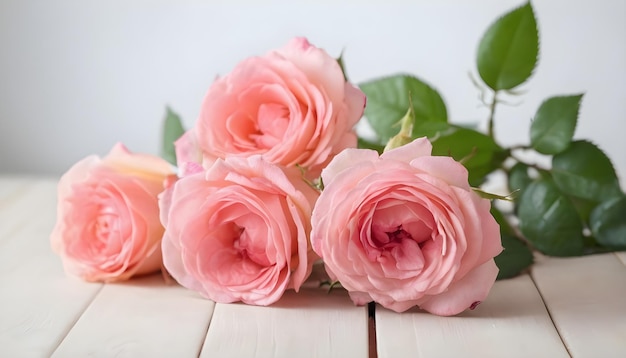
top-left (375, 274), bottom-right (570, 358)
top-left (201, 288), bottom-right (369, 358)
top-left (52, 275), bottom-right (215, 358)
top-left (0, 179), bottom-right (103, 357)
top-left (531, 253), bottom-right (626, 358)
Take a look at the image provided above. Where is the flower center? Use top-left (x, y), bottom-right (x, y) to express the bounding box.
top-left (232, 224), bottom-right (271, 267)
top-left (372, 224), bottom-right (420, 250)
top-left (386, 225), bottom-right (413, 243)
top-left (95, 213), bottom-right (117, 242)
top-left (250, 103), bottom-right (289, 148)
top-left (91, 205), bottom-right (120, 251)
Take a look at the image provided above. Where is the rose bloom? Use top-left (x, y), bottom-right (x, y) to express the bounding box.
top-left (185, 37), bottom-right (365, 178)
top-left (160, 155), bottom-right (319, 305)
top-left (50, 143), bottom-right (175, 282)
top-left (310, 138), bottom-right (503, 315)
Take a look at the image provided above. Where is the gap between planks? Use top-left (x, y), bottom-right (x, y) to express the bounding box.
top-left (0, 179), bottom-right (104, 357)
top-left (527, 261), bottom-right (574, 358)
top-left (200, 288), bottom-right (369, 358)
top-left (374, 273), bottom-right (569, 358)
top-left (530, 253), bottom-right (626, 358)
top-left (51, 274), bottom-right (216, 358)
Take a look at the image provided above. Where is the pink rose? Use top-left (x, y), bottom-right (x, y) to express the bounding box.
top-left (160, 155), bottom-right (319, 305)
top-left (195, 37), bottom-right (366, 178)
top-left (310, 138), bottom-right (502, 315)
top-left (50, 143), bottom-right (175, 282)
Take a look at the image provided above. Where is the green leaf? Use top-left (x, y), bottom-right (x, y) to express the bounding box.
top-left (551, 140), bottom-right (622, 202)
top-left (476, 2), bottom-right (539, 90)
top-left (508, 162), bottom-right (533, 193)
top-left (456, 122), bottom-right (480, 131)
top-left (412, 121), bottom-right (451, 139)
top-left (360, 75), bottom-right (447, 143)
top-left (530, 94), bottom-right (583, 154)
top-left (162, 107), bottom-right (185, 165)
top-left (496, 233), bottom-right (535, 279)
top-left (428, 126), bottom-right (506, 186)
top-left (569, 196), bottom-right (596, 227)
top-left (590, 196), bottom-right (626, 249)
top-left (490, 207), bottom-right (533, 279)
top-left (518, 178), bottom-right (584, 256)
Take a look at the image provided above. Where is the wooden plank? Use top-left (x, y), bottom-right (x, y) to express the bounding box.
top-left (531, 253), bottom-right (626, 357)
top-left (201, 288), bottom-right (370, 358)
top-left (0, 176), bottom-right (32, 206)
top-left (51, 275), bottom-right (215, 358)
top-left (615, 251), bottom-right (626, 267)
top-left (0, 179), bottom-right (51, 241)
top-left (375, 274), bottom-right (570, 358)
top-left (0, 178), bottom-right (103, 357)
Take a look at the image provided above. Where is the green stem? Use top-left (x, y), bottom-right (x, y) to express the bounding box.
top-left (487, 90), bottom-right (499, 138)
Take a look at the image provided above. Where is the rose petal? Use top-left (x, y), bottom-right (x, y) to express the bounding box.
top-left (380, 137), bottom-right (432, 163)
top-left (410, 155), bottom-right (471, 190)
top-left (320, 148), bottom-right (379, 187)
top-left (416, 259), bottom-right (499, 316)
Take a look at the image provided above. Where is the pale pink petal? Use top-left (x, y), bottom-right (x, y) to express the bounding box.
top-left (320, 148), bottom-right (379, 187)
top-left (274, 37), bottom-right (345, 103)
top-left (476, 200), bottom-right (504, 262)
top-left (175, 129), bottom-right (203, 169)
top-left (105, 142), bottom-right (173, 178)
top-left (410, 156), bottom-right (471, 190)
top-left (51, 155), bottom-right (100, 253)
top-left (348, 290), bottom-right (374, 306)
top-left (161, 230), bottom-right (204, 292)
top-left (417, 259), bottom-right (499, 316)
top-left (380, 137), bottom-right (432, 163)
top-left (131, 243), bottom-right (163, 276)
top-left (179, 161), bottom-right (204, 178)
top-left (343, 82), bottom-right (367, 123)
top-left (447, 188), bottom-right (503, 279)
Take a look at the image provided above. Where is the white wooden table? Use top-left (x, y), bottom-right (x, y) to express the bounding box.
top-left (1, 176), bottom-right (625, 358)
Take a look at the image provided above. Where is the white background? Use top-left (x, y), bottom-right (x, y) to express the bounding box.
top-left (1, 0), bottom-right (624, 184)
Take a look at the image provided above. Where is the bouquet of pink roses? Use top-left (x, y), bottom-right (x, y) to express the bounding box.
top-left (51, 2), bottom-right (625, 317)
top-left (51, 37), bottom-right (501, 316)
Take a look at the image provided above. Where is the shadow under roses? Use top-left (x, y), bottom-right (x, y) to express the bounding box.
top-left (122, 271), bottom-right (358, 311)
top-left (105, 270), bottom-right (355, 310)
top-left (112, 270), bottom-right (548, 321)
top-left (101, 272), bottom-right (192, 291)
